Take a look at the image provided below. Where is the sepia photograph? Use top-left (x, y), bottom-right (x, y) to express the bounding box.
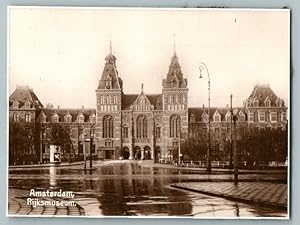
top-left (7, 7), bottom-right (289, 218)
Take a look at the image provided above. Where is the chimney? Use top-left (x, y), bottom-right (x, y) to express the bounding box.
top-left (82, 105), bottom-right (84, 109)
top-left (202, 104), bottom-right (205, 108)
top-left (57, 105), bottom-right (60, 109)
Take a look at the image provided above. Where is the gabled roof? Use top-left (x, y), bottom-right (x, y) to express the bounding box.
top-left (41, 108), bottom-right (96, 123)
top-left (9, 85), bottom-right (43, 109)
top-left (247, 84), bottom-right (283, 107)
top-left (121, 94), bottom-right (163, 110)
top-left (188, 107), bottom-right (246, 122)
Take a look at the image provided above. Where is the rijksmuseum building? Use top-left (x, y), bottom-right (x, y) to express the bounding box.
top-left (9, 47), bottom-right (288, 164)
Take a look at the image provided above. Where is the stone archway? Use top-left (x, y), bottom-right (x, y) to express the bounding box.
top-left (133, 146), bottom-right (141, 160)
top-left (122, 147), bottom-right (130, 160)
top-left (144, 146), bottom-right (151, 160)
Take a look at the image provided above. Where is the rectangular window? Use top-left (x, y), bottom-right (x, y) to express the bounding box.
top-left (122, 127), bottom-right (129, 138)
top-left (271, 112), bottom-right (277, 122)
top-left (265, 112), bottom-right (270, 122)
top-left (259, 112), bottom-right (265, 122)
top-left (155, 127), bottom-right (161, 138)
top-left (249, 112), bottom-right (254, 122)
top-left (281, 112), bottom-right (287, 121)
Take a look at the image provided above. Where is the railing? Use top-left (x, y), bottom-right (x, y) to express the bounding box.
top-left (157, 159), bottom-right (287, 169)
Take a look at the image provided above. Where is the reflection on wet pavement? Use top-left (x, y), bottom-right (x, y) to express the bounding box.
top-left (9, 161), bottom-right (287, 217)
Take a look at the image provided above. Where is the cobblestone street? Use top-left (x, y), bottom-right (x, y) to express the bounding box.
top-left (171, 182), bottom-right (287, 209)
top-left (8, 189), bottom-right (85, 216)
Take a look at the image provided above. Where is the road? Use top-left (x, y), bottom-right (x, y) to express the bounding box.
top-left (8, 160), bottom-right (287, 217)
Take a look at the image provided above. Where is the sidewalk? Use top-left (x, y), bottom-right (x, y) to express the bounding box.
top-left (139, 160), bottom-right (288, 174)
top-left (171, 182), bottom-right (287, 209)
top-left (9, 160), bottom-right (105, 171)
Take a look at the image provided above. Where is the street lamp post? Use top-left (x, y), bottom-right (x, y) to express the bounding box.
top-left (178, 125), bottom-right (181, 165)
top-left (199, 62), bottom-right (211, 174)
top-left (90, 134), bottom-right (93, 168)
top-left (83, 133), bottom-right (87, 170)
top-left (231, 108), bottom-right (239, 184)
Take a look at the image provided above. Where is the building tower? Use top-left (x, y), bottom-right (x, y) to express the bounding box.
top-left (95, 43), bottom-right (123, 159)
top-left (162, 44), bottom-right (189, 160)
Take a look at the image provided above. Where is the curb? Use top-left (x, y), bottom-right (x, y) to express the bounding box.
top-left (170, 184), bottom-right (287, 210)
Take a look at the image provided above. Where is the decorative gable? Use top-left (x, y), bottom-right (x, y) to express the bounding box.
top-left (213, 110), bottom-right (221, 122)
top-left (225, 111), bottom-right (231, 122)
top-left (265, 97), bottom-right (271, 107)
top-left (201, 111), bottom-right (209, 122)
top-left (131, 93), bottom-right (153, 111)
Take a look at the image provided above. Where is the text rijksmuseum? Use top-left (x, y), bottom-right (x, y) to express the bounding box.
top-left (9, 47), bottom-right (288, 165)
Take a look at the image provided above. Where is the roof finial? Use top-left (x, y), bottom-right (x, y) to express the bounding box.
top-left (141, 83), bottom-right (144, 93)
top-left (109, 40), bottom-right (112, 55)
top-left (173, 33), bottom-right (176, 56)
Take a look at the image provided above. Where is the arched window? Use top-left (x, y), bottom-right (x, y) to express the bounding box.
top-left (25, 113), bottom-right (31, 123)
top-left (103, 115), bottom-right (113, 138)
top-left (13, 113), bottom-right (19, 122)
top-left (122, 125), bottom-right (129, 138)
top-left (136, 115), bottom-right (147, 138)
top-left (105, 75), bottom-right (112, 89)
top-left (170, 114), bottom-right (181, 138)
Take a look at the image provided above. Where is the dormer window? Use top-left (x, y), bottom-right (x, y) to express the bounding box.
top-left (265, 97), bottom-right (271, 107)
top-left (276, 98), bottom-right (283, 107)
top-left (201, 112), bottom-right (209, 123)
top-left (65, 113), bottom-right (72, 123)
top-left (25, 100), bottom-right (31, 109)
top-left (225, 111), bottom-right (231, 122)
top-left (89, 114), bottom-right (96, 123)
top-left (52, 113), bottom-right (59, 123)
top-left (172, 76), bottom-right (179, 88)
top-left (214, 111), bottom-right (221, 122)
top-left (40, 112), bottom-right (47, 123)
top-left (239, 111), bottom-right (245, 122)
top-left (13, 101), bottom-right (19, 109)
top-left (105, 75), bottom-right (112, 89)
top-left (253, 98), bottom-right (259, 107)
top-left (77, 113), bottom-right (84, 123)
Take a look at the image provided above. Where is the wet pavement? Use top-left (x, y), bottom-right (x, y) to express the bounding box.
top-left (8, 161), bottom-right (287, 217)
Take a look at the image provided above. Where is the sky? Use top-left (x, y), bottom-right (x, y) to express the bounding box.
top-left (9, 7), bottom-right (290, 108)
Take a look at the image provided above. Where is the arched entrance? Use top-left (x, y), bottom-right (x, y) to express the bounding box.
top-left (122, 147), bottom-right (130, 159)
top-left (134, 146), bottom-right (141, 160)
top-left (144, 146), bottom-right (151, 160)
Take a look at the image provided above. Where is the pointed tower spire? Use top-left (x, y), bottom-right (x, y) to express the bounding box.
top-left (109, 40), bottom-right (112, 55)
top-left (173, 33), bottom-right (176, 56)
